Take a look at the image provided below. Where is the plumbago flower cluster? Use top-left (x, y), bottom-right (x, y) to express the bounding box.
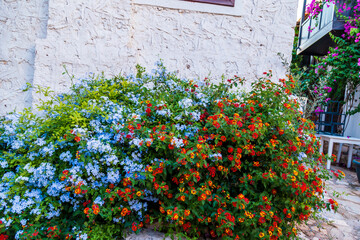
top-left (0, 63), bottom-right (342, 239)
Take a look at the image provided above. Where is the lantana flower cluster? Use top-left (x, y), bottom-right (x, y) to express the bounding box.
top-left (0, 63), bottom-right (341, 239)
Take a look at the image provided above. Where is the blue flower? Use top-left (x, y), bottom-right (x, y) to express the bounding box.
top-left (47, 181), bottom-right (65, 197)
top-left (59, 151), bottom-right (72, 162)
top-left (94, 196), bottom-right (104, 206)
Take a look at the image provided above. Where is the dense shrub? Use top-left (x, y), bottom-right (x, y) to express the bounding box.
top-left (0, 63), bottom-right (342, 239)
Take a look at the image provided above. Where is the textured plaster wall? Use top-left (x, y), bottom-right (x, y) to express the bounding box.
top-left (0, 0), bottom-right (49, 114)
top-left (0, 0), bottom-right (298, 115)
top-left (32, 0), bottom-right (135, 107)
top-left (132, 0), bottom-right (297, 84)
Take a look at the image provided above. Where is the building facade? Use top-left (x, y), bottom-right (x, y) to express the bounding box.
top-left (0, 0), bottom-right (298, 115)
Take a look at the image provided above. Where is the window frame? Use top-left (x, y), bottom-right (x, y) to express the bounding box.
top-left (184, 0), bottom-right (235, 7)
top-left (133, 0), bottom-right (243, 17)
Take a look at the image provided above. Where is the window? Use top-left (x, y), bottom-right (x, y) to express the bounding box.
top-left (133, 0), bottom-right (242, 16)
top-left (184, 0), bottom-right (235, 7)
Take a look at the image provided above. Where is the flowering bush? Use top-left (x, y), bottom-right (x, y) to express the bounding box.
top-left (296, 0), bottom-right (360, 116)
top-left (0, 63), bottom-right (342, 239)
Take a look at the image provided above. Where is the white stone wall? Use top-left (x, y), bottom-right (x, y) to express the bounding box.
top-left (344, 87), bottom-right (360, 138)
top-left (0, 0), bottom-right (49, 114)
top-left (0, 0), bottom-right (298, 115)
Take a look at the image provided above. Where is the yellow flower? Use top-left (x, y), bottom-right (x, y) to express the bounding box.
top-left (260, 211), bottom-right (266, 217)
top-left (184, 209), bottom-right (191, 216)
top-left (259, 232), bottom-right (265, 238)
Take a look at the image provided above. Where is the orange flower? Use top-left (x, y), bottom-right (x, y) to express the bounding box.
top-left (121, 208), bottom-right (129, 216)
top-left (92, 207), bottom-right (100, 215)
top-left (84, 207), bottom-right (89, 215)
top-left (184, 209), bottom-right (191, 216)
top-left (160, 207), bottom-right (165, 213)
top-left (74, 188), bottom-right (81, 195)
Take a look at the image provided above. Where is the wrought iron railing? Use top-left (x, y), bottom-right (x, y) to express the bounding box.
top-left (297, 0), bottom-right (352, 55)
top-left (312, 101), bottom-right (347, 136)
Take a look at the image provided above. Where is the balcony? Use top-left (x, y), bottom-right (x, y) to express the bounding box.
top-left (297, 0), bottom-right (351, 56)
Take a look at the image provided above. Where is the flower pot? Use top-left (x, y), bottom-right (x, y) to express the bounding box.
top-left (353, 159), bottom-right (360, 183)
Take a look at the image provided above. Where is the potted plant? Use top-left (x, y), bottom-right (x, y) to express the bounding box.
top-left (353, 157), bottom-right (360, 183)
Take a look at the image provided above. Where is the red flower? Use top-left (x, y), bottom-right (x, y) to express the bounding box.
top-left (208, 167), bottom-right (216, 177)
top-left (252, 133), bottom-right (259, 139)
top-left (228, 147), bottom-right (234, 153)
top-left (0, 234), bottom-right (8, 240)
top-left (290, 145), bottom-right (297, 152)
top-left (74, 136), bottom-right (81, 142)
top-left (221, 136), bottom-right (226, 142)
top-left (218, 102), bottom-right (224, 108)
top-left (300, 183), bottom-right (307, 193)
top-left (248, 124), bottom-right (255, 132)
top-left (132, 223), bottom-right (138, 232)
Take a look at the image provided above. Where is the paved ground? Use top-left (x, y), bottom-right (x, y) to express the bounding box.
top-left (126, 166), bottom-right (360, 240)
top-left (298, 166), bottom-right (360, 240)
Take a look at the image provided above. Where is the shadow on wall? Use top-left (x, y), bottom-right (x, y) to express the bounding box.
top-left (25, 0), bottom-right (49, 109)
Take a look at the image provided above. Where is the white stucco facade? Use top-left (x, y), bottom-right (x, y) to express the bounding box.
top-left (0, 0), bottom-right (298, 115)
